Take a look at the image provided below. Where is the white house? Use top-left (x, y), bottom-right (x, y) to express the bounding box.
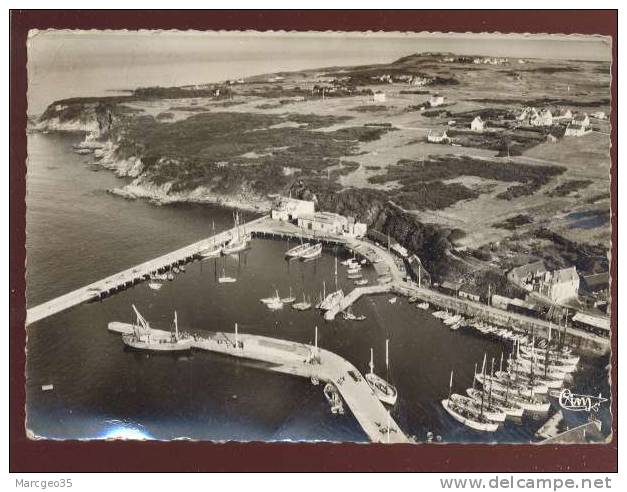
top-left (427, 129), bottom-right (450, 144)
top-left (372, 91), bottom-right (386, 103)
top-left (297, 212), bottom-right (348, 235)
top-left (531, 109), bottom-right (553, 127)
top-left (538, 266), bottom-right (580, 303)
top-left (565, 113), bottom-right (591, 137)
top-left (470, 116), bottom-right (485, 132)
top-left (429, 95), bottom-right (445, 107)
top-left (271, 196), bottom-right (316, 222)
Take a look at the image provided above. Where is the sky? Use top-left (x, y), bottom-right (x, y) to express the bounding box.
top-left (27, 31), bottom-right (611, 115)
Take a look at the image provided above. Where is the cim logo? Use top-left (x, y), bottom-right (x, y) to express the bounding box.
top-left (558, 389), bottom-right (608, 412)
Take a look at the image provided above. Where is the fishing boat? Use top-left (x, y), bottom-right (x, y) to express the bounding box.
top-left (466, 388), bottom-right (524, 418)
top-left (490, 387), bottom-right (550, 413)
top-left (475, 371), bottom-right (547, 398)
top-left (515, 356), bottom-right (577, 376)
top-left (341, 258), bottom-right (357, 266)
top-left (408, 296), bottom-right (420, 304)
top-left (520, 346), bottom-right (579, 366)
top-left (441, 399), bottom-right (499, 432)
top-left (150, 273), bottom-right (168, 281)
top-left (122, 307), bottom-right (192, 352)
top-left (347, 266), bottom-right (361, 274)
top-left (218, 268), bottom-right (237, 284)
top-left (441, 370), bottom-right (499, 432)
top-left (179, 265), bottom-right (185, 272)
top-left (365, 343), bottom-right (397, 406)
top-left (267, 298), bottom-right (284, 310)
top-left (166, 273), bottom-right (175, 281)
top-left (292, 293), bottom-right (312, 311)
top-left (148, 282), bottom-right (162, 291)
top-left (285, 242), bottom-right (312, 258)
top-left (172, 266), bottom-right (180, 274)
top-left (450, 394), bottom-right (506, 423)
top-left (300, 243), bottom-right (322, 260)
top-left (388, 297), bottom-right (397, 304)
top-left (347, 273), bottom-right (363, 280)
top-left (260, 289), bottom-right (281, 304)
top-left (416, 302), bottom-right (429, 310)
top-left (281, 287), bottom-right (296, 304)
top-left (354, 278), bottom-right (369, 286)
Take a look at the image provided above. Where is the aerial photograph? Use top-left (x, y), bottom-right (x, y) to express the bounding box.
top-left (25, 31), bottom-right (612, 444)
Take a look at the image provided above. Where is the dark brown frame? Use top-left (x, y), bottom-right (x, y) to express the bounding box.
top-left (9, 9), bottom-right (618, 472)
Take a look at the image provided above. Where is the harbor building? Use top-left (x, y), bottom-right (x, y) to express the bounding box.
top-left (271, 196), bottom-right (315, 222)
top-left (572, 312), bottom-right (610, 336)
top-left (297, 212), bottom-right (349, 235)
top-left (565, 113), bottom-right (591, 137)
top-left (509, 261), bottom-right (579, 304)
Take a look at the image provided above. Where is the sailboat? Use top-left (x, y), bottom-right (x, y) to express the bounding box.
top-left (354, 278), bottom-right (369, 286)
top-left (122, 307), bottom-right (192, 352)
top-left (266, 290), bottom-right (284, 310)
top-left (281, 287), bottom-right (296, 304)
top-left (148, 281), bottom-right (163, 290)
top-left (200, 221), bottom-right (223, 258)
top-left (222, 211), bottom-right (251, 255)
top-left (441, 369), bottom-right (499, 432)
top-left (292, 293), bottom-right (312, 311)
top-left (365, 342), bottom-right (397, 406)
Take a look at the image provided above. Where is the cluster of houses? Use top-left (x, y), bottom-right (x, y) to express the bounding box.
top-left (270, 196), bottom-right (367, 238)
top-left (515, 107), bottom-right (594, 137)
top-left (440, 55), bottom-right (508, 65)
top-left (507, 261), bottom-right (581, 304)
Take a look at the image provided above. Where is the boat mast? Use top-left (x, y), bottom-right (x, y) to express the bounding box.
top-left (235, 322), bottom-right (239, 349)
top-left (488, 358), bottom-right (495, 407)
top-left (448, 369), bottom-right (453, 399)
top-left (174, 310), bottom-right (179, 339)
top-left (472, 363), bottom-right (477, 390)
top-left (369, 348), bottom-right (374, 376)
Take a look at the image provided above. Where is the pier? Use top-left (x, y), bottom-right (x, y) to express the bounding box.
top-left (25, 216), bottom-right (268, 326)
top-left (107, 322), bottom-right (409, 444)
top-left (324, 284), bottom-right (392, 321)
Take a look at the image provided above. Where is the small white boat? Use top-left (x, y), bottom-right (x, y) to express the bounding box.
top-left (148, 282), bottom-right (162, 291)
top-left (41, 384), bottom-right (54, 391)
top-left (281, 287), bottom-right (296, 304)
top-left (443, 314), bottom-right (462, 326)
top-left (388, 297), bottom-right (397, 304)
top-left (347, 266), bottom-right (362, 274)
top-left (432, 310), bottom-right (449, 319)
top-left (292, 293), bottom-right (312, 311)
top-left (300, 243), bottom-right (322, 260)
top-left (324, 383), bottom-right (344, 415)
top-left (365, 345), bottom-right (397, 406)
top-left (416, 302), bottom-right (429, 310)
top-left (150, 273), bottom-right (168, 281)
top-left (450, 320), bottom-right (463, 331)
top-left (179, 265), bottom-right (185, 272)
top-left (285, 242), bottom-right (312, 258)
top-left (200, 244), bottom-right (222, 258)
top-left (441, 399), bottom-right (499, 432)
top-left (319, 289), bottom-right (344, 311)
top-left (122, 307), bottom-right (193, 353)
top-left (218, 268), bottom-right (236, 284)
top-left (347, 273), bottom-right (363, 280)
top-left (166, 273), bottom-right (175, 281)
top-left (343, 308), bottom-right (366, 321)
top-left (172, 266), bottom-right (180, 274)
top-left (341, 258), bottom-right (357, 266)
top-left (354, 278), bottom-right (369, 286)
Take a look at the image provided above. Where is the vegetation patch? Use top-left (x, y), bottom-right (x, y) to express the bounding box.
top-left (349, 105), bottom-right (389, 113)
top-left (367, 155), bottom-right (565, 206)
top-left (546, 179), bottom-right (593, 197)
top-left (114, 112), bottom-right (388, 195)
top-left (492, 214), bottom-right (533, 230)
